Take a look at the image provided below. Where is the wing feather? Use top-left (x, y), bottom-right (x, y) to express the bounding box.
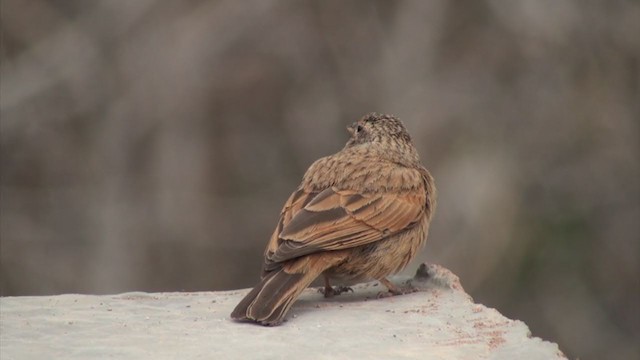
top-left (266, 184), bottom-right (425, 265)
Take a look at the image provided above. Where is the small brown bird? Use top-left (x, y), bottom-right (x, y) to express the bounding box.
top-left (231, 113), bottom-right (436, 326)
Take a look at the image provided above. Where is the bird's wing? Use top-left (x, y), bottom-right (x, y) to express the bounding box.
top-left (264, 184), bottom-right (425, 266)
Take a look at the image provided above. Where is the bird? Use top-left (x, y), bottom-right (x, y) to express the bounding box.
top-left (231, 113), bottom-right (437, 326)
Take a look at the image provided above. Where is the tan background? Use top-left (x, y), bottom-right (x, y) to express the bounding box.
top-left (1, 1), bottom-right (638, 359)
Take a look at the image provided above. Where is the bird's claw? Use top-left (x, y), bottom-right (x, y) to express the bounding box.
top-left (376, 286), bottom-right (417, 298)
top-left (318, 285), bottom-right (354, 298)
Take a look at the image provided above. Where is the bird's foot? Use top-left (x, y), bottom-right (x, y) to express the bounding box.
top-left (376, 286), bottom-right (417, 298)
top-left (376, 278), bottom-right (417, 298)
top-left (318, 285), bottom-right (354, 298)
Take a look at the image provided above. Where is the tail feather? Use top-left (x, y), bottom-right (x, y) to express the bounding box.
top-left (232, 251), bottom-right (350, 326)
top-left (231, 266), bottom-right (323, 326)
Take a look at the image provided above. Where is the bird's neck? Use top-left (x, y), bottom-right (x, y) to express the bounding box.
top-left (347, 142), bottom-right (420, 168)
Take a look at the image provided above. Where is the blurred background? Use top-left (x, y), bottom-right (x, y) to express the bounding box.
top-left (1, 0), bottom-right (638, 358)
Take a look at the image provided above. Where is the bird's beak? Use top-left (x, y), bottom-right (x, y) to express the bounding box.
top-left (346, 122), bottom-right (358, 136)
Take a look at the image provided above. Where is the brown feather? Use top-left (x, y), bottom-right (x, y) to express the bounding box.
top-left (232, 113), bottom-right (437, 326)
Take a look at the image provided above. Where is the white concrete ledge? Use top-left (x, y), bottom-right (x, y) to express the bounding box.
top-left (0, 264), bottom-right (566, 359)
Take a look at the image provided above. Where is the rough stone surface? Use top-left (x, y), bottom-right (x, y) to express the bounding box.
top-left (0, 264), bottom-right (566, 359)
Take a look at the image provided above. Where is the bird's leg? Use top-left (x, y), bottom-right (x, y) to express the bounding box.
top-left (377, 277), bottom-right (416, 298)
top-left (320, 276), bottom-right (336, 298)
top-left (317, 275), bottom-right (353, 298)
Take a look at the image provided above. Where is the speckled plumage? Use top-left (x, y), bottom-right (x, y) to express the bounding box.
top-left (231, 113), bottom-right (436, 326)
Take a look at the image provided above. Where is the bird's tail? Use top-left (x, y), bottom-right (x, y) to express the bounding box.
top-left (231, 257), bottom-right (336, 326)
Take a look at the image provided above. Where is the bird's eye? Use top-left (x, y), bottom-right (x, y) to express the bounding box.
top-left (355, 125), bottom-right (364, 133)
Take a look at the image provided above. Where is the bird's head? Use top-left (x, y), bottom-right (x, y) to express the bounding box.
top-left (346, 113), bottom-right (413, 148)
